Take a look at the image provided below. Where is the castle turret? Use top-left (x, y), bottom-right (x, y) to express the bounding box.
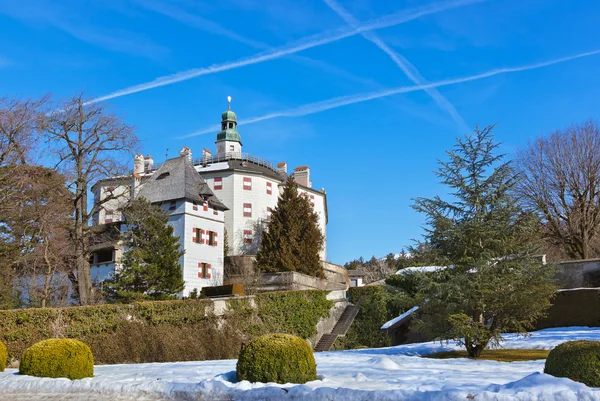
top-left (215, 96), bottom-right (242, 157)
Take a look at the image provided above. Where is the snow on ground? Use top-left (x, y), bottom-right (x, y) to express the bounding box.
top-left (395, 265), bottom-right (449, 275)
top-left (2, 327), bottom-right (600, 400)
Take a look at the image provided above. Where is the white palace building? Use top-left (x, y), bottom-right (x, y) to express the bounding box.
top-left (89, 99), bottom-right (328, 296)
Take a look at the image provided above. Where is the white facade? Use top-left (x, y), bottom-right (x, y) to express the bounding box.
top-left (197, 166), bottom-right (328, 260)
top-left (90, 153), bottom-right (227, 297)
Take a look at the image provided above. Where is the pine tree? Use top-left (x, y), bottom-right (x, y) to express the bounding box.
top-left (256, 175), bottom-right (324, 278)
top-left (412, 125), bottom-right (557, 357)
top-left (106, 198), bottom-right (185, 301)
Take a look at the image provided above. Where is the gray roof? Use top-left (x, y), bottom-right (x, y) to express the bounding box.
top-left (137, 156), bottom-right (228, 210)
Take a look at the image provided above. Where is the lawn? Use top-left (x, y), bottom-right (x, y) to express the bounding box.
top-left (426, 348), bottom-right (550, 362)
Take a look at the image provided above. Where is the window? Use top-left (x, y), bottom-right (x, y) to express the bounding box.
top-left (243, 203), bottom-right (252, 217)
top-left (203, 201), bottom-right (208, 212)
top-left (193, 201), bottom-right (198, 211)
top-left (104, 209), bottom-right (113, 224)
top-left (208, 231), bottom-right (218, 246)
top-left (229, 122), bottom-right (233, 129)
top-left (95, 249), bottom-right (113, 264)
top-left (243, 230), bottom-right (252, 244)
top-left (229, 144), bottom-right (235, 151)
top-left (192, 228), bottom-right (202, 244)
top-left (266, 182), bottom-right (272, 195)
top-left (243, 177), bottom-right (252, 190)
top-left (310, 194), bottom-right (315, 207)
top-left (157, 172), bottom-right (170, 180)
top-left (213, 209), bottom-right (218, 216)
top-left (198, 262), bottom-right (211, 279)
top-left (214, 177), bottom-right (222, 190)
top-left (169, 200), bottom-right (177, 211)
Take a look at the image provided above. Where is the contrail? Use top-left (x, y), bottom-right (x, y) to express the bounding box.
top-left (89, 0), bottom-right (485, 104)
top-left (181, 49), bottom-right (600, 138)
top-left (323, 0), bottom-right (469, 132)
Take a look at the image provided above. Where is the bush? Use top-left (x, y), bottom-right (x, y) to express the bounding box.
top-left (544, 340), bottom-right (600, 386)
top-left (19, 338), bottom-right (94, 379)
top-left (0, 341), bottom-right (6, 372)
top-left (236, 333), bottom-right (317, 384)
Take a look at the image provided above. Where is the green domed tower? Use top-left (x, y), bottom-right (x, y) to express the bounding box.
top-left (216, 96), bottom-right (242, 156)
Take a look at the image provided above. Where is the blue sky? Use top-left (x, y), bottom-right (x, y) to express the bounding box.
top-left (2, 0), bottom-right (600, 264)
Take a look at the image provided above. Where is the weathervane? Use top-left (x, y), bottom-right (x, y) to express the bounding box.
top-left (227, 96), bottom-right (232, 110)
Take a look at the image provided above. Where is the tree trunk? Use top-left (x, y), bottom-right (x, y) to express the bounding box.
top-left (74, 180), bottom-right (93, 305)
top-left (465, 336), bottom-right (488, 358)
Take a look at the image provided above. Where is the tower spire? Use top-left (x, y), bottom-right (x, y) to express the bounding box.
top-left (227, 96), bottom-right (231, 111)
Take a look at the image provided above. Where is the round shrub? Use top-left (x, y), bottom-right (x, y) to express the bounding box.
top-left (19, 338), bottom-right (94, 380)
top-left (236, 333), bottom-right (317, 384)
top-left (544, 340), bottom-right (600, 386)
top-left (0, 341), bottom-right (6, 372)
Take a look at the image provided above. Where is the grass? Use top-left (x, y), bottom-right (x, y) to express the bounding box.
top-left (425, 349), bottom-right (550, 362)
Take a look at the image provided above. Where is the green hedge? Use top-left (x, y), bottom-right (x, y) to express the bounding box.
top-left (0, 290), bottom-right (332, 365)
top-left (236, 333), bottom-right (317, 384)
top-left (544, 340), bottom-right (600, 386)
top-left (19, 339), bottom-right (94, 380)
top-left (535, 289), bottom-right (600, 329)
top-left (0, 341), bottom-right (6, 372)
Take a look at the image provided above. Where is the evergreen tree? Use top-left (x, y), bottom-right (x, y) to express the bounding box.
top-left (106, 198), bottom-right (185, 301)
top-left (256, 176), bottom-right (324, 278)
top-left (411, 125), bottom-right (557, 357)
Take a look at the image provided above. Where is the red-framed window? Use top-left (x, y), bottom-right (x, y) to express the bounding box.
top-left (208, 231), bottom-right (218, 246)
top-left (193, 201), bottom-right (198, 211)
top-left (243, 177), bottom-right (252, 190)
top-left (243, 203), bottom-right (252, 217)
top-left (203, 201), bottom-right (208, 211)
top-left (266, 182), bottom-right (272, 195)
top-left (214, 177), bottom-right (223, 190)
top-left (310, 194), bottom-right (315, 207)
top-left (192, 228), bottom-right (202, 244)
top-left (198, 262), bottom-right (211, 279)
top-left (243, 230), bottom-right (252, 244)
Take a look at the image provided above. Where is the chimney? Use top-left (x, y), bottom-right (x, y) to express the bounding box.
top-left (202, 148), bottom-right (212, 163)
top-left (179, 146), bottom-right (192, 162)
top-left (133, 154), bottom-right (144, 175)
top-left (144, 155), bottom-right (154, 172)
top-left (292, 166), bottom-right (311, 188)
top-left (277, 162), bottom-right (287, 175)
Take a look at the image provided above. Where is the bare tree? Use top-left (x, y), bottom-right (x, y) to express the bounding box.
top-left (0, 95), bottom-right (48, 166)
top-left (41, 94), bottom-right (138, 305)
top-left (1, 165), bottom-right (74, 308)
top-left (515, 120), bottom-right (600, 259)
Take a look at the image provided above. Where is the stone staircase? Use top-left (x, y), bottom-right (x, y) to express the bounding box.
top-left (314, 303), bottom-right (360, 352)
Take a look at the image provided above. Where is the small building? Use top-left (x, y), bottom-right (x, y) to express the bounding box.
top-left (347, 270), bottom-right (365, 287)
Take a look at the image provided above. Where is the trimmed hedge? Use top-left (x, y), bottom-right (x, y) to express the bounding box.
top-left (19, 339), bottom-right (94, 379)
top-left (0, 341), bottom-right (6, 372)
top-left (535, 289), bottom-right (600, 329)
top-left (236, 333), bottom-right (317, 384)
top-left (0, 290), bottom-right (332, 365)
top-left (544, 340), bottom-right (600, 386)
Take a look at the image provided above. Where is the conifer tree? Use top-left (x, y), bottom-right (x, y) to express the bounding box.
top-left (412, 125), bottom-right (557, 357)
top-left (106, 198), bottom-right (185, 301)
top-left (256, 176), bottom-right (324, 278)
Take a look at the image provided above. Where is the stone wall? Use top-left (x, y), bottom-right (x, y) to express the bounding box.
top-left (554, 259), bottom-right (600, 289)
